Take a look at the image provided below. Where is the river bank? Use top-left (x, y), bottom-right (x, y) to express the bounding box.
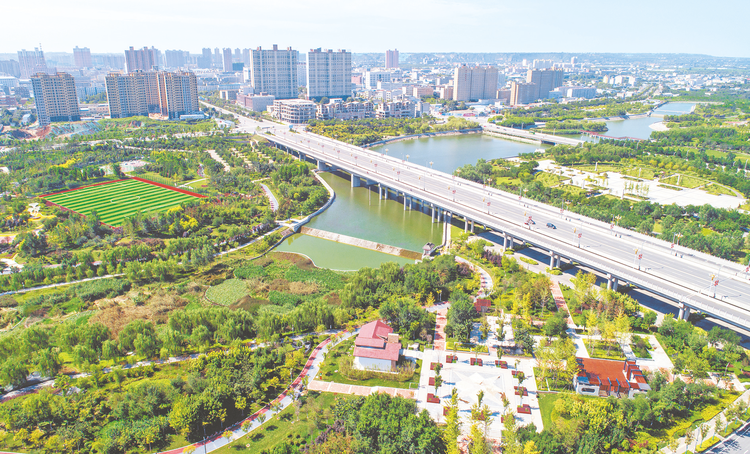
top-left (363, 127), bottom-right (482, 148)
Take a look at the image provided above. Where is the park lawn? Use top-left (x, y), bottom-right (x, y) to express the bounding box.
top-left (589, 340), bottom-right (626, 360)
top-left (205, 278), bottom-right (249, 305)
top-left (538, 393), bottom-right (561, 429)
top-left (212, 391), bottom-right (341, 454)
top-left (704, 183), bottom-right (738, 196)
top-left (630, 343), bottom-right (652, 359)
top-left (648, 390), bottom-right (741, 440)
top-left (42, 178), bottom-right (204, 227)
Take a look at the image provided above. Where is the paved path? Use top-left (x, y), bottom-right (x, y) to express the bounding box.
top-left (308, 380), bottom-right (414, 398)
top-left (434, 308), bottom-right (448, 351)
top-left (550, 280), bottom-right (576, 328)
top-left (705, 421), bottom-right (750, 454)
top-left (259, 183), bottom-right (278, 212)
top-left (455, 256), bottom-right (494, 297)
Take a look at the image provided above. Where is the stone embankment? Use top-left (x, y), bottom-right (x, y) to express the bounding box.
top-left (299, 226), bottom-right (422, 260)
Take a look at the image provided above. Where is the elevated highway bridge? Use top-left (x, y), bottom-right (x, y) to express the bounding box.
top-left (264, 129), bottom-right (750, 330)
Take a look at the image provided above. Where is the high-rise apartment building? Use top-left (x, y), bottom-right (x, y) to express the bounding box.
top-left (297, 61), bottom-right (307, 87)
top-left (213, 48), bottom-right (221, 67)
top-left (510, 81), bottom-right (538, 105)
top-left (307, 48), bottom-right (351, 101)
top-left (526, 69), bottom-right (564, 100)
top-left (452, 65), bottom-right (498, 101)
top-left (31, 72), bottom-right (80, 126)
top-left (164, 50), bottom-right (187, 69)
top-left (222, 48), bottom-right (233, 72)
top-left (125, 46), bottom-right (160, 73)
top-left (157, 71), bottom-right (200, 119)
top-left (385, 49), bottom-right (399, 69)
top-left (73, 47), bottom-right (92, 69)
top-left (234, 48), bottom-right (241, 62)
top-left (0, 60), bottom-right (21, 78)
top-left (106, 70), bottom-right (198, 120)
top-left (18, 48), bottom-right (47, 79)
top-left (249, 45), bottom-right (299, 100)
top-left (242, 49), bottom-right (251, 66)
top-left (106, 72), bottom-right (149, 118)
top-left (199, 48), bottom-right (212, 69)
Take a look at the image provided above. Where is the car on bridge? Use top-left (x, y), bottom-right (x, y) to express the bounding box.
top-left (546, 223), bottom-right (556, 229)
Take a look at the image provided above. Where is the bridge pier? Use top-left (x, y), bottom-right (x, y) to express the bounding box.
top-left (555, 255), bottom-right (561, 268)
top-left (317, 160), bottom-right (329, 171)
top-left (470, 220), bottom-right (474, 233)
top-left (550, 251), bottom-right (555, 269)
top-left (464, 218), bottom-right (468, 233)
top-left (678, 303), bottom-right (692, 321)
top-left (352, 175), bottom-right (361, 188)
top-left (431, 205), bottom-right (435, 223)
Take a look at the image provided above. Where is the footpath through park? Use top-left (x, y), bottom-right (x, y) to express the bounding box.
top-left (157, 331), bottom-right (354, 454)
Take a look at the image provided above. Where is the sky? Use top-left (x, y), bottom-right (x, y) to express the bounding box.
top-left (4, 0), bottom-right (749, 58)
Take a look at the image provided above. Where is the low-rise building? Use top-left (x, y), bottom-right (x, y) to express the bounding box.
top-left (574, 358), bottom-right (650, 398)
top-left (236, 93), bottom-right (275, 112)
top-left (375, 100), bottom-right (414, 119)
top-left (316, 99), bottom-right (374, 120)
top-left (353, 320), bottom-right (401, 372)
top-left (219, 89), bottom-right (238, 101)
top-left (413, 86), bottom-right (434, 98)
top-left (272, 99), bottom-right (316, 124)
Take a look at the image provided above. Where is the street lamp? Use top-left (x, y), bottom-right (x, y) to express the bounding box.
top-left (633, 248), bottom-right (643, 269)
top-left (672, 232), bottom-right (683, 255)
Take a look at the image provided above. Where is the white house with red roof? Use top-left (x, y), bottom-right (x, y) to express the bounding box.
top-left (353, 320), bottom-right (402, 372)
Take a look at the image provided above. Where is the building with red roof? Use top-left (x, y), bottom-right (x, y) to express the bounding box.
top-left (574, 358), bottom-right (650, 398)
top-left (353, 320), bottom-right (402, 372)
top-left (474, 298), bottom-right (491, 314)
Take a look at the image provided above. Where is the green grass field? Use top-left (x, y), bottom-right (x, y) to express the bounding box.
top-left (42, 178), bottom-right (203, 227)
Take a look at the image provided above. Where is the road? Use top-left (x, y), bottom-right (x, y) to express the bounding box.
top-left (706, 422), bottom-right (750, 454)
top-left (203, 101), bottom-right (750, 328)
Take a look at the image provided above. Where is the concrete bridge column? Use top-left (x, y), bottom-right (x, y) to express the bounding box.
top-left (555, 255), bottom-right (561, 268)
top-left (678, 303), bottom-right (685, 320)
top-left (682, 305), bottom-right (691, 320)
top-left (464, 218), bottom-right (468, 232)
top-left (508, 236), bottom-right (514, 250)
top-left (317, 160), bottom-right (328, 171)
top-left (470, 220), bottom-right (474, 233)
top-left (431, 205), bottom-right (435, 223)
top-left (550, 251), bottom-right (556, 269)
top-left (502, 233), bottom-right (508, 252)
top-left (606, 273), bottom-right (613, 290)
top-left (612, 278), bottom-right (619, 291)
top-left (352, 175), bottom-right (361, 187)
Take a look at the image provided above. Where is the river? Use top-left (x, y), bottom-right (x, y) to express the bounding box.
top-left (579, 101), bottom-right (696, 141)
top-left (273, 102), bottom-right (695, 269)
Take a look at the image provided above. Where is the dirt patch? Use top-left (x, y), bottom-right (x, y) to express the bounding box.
top-left (269, 252), bottom-right (316, 270)
top-left (268, 278), bottom-right (290, 292)
top-left (325, 293), bottom-right (342, 306)
top-left (90, 293), bottom-right (188, 337)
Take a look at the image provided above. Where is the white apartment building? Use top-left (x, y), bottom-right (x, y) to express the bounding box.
top-left (249, 45), bottom-right (299, 100)
top-left (365, 70), bottom-right (392, 90)
top-left (307, 48), bottom-right (351, 101)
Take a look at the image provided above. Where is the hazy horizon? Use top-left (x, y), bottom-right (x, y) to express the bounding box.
top-left (3, 0), bottom-right (748, 58)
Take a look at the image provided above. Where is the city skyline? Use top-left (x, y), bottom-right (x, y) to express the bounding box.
top-left (3, 0), bottom-right (749, 58)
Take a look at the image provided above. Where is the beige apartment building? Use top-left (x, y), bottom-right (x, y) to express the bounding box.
top-left (106, 70), bottom-right (198, 120)
top-left (453, 65), bottom-right (498, 101)
top-left (526, 69), bottom-right (564, 100)
top-left (31, 72), bottom-right (80, 126)
top-left (510, 81), bottom-right (538, 105)
top-left (316, 99), bottom-right (374, 120)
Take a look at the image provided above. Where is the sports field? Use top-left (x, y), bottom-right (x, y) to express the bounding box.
top-left (41, 178), bottom-right (205, 227)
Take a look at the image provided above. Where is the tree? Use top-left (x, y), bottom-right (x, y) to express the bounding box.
top-left (444, 388), bottom-right (461, 454)
top-left (715, 414), bottom-right (725, 438)
top-left (699, 424), bottom-right (709, 450)
top-left (222, 430), bottom-right (233, 444)
top-left (684, 427), bottom-right (695, 453)
top-left (183, 446), bottom-right (196, 454)
top-left (434, 373), bottom-right (443, 395)
top-left (34, 348), bottom-right (61, 377)
top-left (0, 358), bottom-right (27, 388)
